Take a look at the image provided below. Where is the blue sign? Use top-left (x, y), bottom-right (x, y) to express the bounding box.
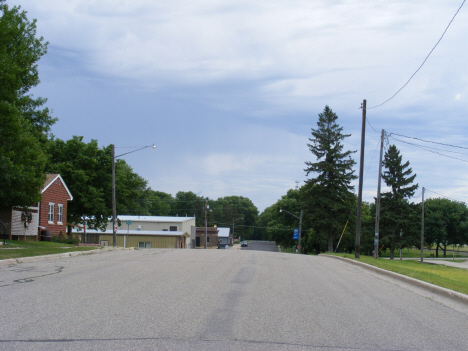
top-left (293, 229), bottom-right (299, 240)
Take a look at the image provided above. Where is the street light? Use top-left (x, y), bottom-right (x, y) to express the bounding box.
top-left (280, 209), bottom-right (303, 254)
top-left (232, 217), bottom-right (243, 243)
top-left (112, 144), bottom-right (155, 247)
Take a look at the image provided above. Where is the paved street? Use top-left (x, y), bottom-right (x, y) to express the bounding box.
top-left (240, 240), bottom-right (279, 252)
top-left (1, 249), bottom-right (468, 350)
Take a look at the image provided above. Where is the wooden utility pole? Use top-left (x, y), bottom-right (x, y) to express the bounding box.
top-left (355, 100), bottom-right (366, 258)
top-left (374, 129), bottom-right (385, 259)
top-left (204, 200), bottom-right (208, 249)
top-left (421, 187), bottom-right (425, 263)
top-left (112, 144), bottom-right (116, 247)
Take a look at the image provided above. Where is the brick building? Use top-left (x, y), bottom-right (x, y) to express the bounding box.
top-left (195, 226), bottom-right (219, 249)
top-left (38, 174), bottom-right (73, 237)
top-left (0, 174), bottom-right (73, 240)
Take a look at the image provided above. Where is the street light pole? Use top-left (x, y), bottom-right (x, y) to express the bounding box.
top-left (112, 144), bottom-right (155, 247)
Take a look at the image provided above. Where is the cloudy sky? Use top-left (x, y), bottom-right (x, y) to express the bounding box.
top-left (13, 0), bottom-right (468, 212)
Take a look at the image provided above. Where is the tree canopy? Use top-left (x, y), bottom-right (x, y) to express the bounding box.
top-left (0, 1), bottom-right (55, 209)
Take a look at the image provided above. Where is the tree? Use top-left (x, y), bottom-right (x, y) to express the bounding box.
top-left (170, 191), bottom-right (208, 227)
top-left (140, 189), bottom-right (173, 216)
top-left (0, 1), bottom-right (56, 209)
top-left (380, 145), bottom-right (418, 259)
top-left (424, 198), bottom-right (468, 257)
top-left (211, 196), bottom-right (258, 240)
top-left (46, 136), bottom-right (149, 230)
top-left (301, 106), bottom-right (357, 252)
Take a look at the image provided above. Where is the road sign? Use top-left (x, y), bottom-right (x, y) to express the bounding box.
top-left (126, 220), bottom-right (133, 226)
top-left (293, 229), bottom-right (299, 240)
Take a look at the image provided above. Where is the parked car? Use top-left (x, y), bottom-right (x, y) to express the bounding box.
top-left (241, 241), bottom-right (248, 247)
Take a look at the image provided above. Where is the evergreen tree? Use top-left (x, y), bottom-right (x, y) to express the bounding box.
top-left (380, 145), bottom-right (418, 259)
top-left (301, 106), bottom-right (356, 252)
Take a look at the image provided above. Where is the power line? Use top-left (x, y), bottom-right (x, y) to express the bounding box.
top-left (369, 0), bottom-right (466, 109)
top-left (389, 133), bottom-right (468, 150)
top-left (424, 188), bottom-right (465, 203)
top-left (389, 136), bottom-right (468, 164)
top-left (389, 137), bottom-right (468, 156)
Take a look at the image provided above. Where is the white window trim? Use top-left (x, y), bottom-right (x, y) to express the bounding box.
top-left (48, 203), bottom-right (55, 224)
top-left (57, 204), bottom-right (63, 224)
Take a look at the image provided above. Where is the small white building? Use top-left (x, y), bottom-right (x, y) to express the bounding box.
top-left (217, 227), bottom-right (231, 248)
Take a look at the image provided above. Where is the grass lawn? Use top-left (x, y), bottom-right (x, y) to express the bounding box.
top-left (0, 240), bottom-right (100, 260)
top-left (328, 253), bottom-right (468, 295)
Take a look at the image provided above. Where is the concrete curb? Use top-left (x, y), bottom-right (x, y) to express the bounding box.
top-left (0, 247), bottom-right (128, 267)
top-left (321, 254), bottom-right (468, 305)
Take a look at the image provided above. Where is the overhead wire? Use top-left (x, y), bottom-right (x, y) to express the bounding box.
top-left (368, 0), bottom-right (466, 109)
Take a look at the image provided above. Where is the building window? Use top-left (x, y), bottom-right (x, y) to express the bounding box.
top-left (207, 236), bottom-right (210, 243)
top-left (48, 203), bottom-right (54, 223)
top-left (170, 226), bottom-right (177, 231)
top-left (138, 242), bottom-right (151, 248)
top-left (57, 204), bottom-right (63, 224)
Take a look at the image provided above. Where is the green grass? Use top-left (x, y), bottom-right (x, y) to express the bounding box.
top-left (328, 253), bottom-right (468, 295)
top-left (0, 240), bottom-right (100, 260)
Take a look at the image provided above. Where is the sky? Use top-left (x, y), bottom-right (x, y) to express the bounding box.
top-left (12, 0), bottom-right (468, 212)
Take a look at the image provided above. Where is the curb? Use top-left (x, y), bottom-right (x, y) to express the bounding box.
top-left (0, 247), bottom-right (128, 267)
top-left (321, 254), bottom-right (468, 305)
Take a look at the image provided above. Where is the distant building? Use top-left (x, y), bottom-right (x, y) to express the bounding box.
top-left (75, 215), bottom-right (196, 248)
top-left (195, 226), bottom-right (219, 249)
top-left (217, 227), bottom-right (231, 248)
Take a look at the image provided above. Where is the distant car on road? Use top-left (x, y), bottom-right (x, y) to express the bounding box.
top-left (241, 241), bottom-right (248, 247)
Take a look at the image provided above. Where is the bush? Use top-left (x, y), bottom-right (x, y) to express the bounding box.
top-left (51, 232), bottom-right (80, 245)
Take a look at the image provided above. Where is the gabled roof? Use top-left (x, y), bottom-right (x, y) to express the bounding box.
top-left (217, 227), bottom-right (231, 238)
top-left (117, 215), bottom-right (195, 223)
top-left (41, 174), bottom-right (73, 200)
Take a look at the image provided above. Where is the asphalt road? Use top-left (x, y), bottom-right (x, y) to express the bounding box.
top-left (240, 240), bottom-right (279, 252)
top-left (1, 249), bottom-right (468, 351)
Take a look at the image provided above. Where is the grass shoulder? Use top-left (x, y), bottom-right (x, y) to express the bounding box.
top-left (326, 253), bottom-right (468, 295)
top-left (0, 240), bottom-right (101, 260)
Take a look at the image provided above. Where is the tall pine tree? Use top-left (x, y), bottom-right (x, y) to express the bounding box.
top-left (301, 106), bottom-right (356, 252)
top-left (380, 145), bottom-right (418, 259)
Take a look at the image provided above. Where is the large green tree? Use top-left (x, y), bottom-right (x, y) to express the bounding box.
top-left (46, 136), bottom-right (148, 230)
top-left (380, 145), bottom-right (419, 259)
top-left (0, 1), bottom-right (55, 209)
top-left (301, 106), bottom-right (356, 252)
top-left (170, 191), bottom-right (208, 227)
top-left (424, 198), bottom-right (468, 257)
top-left (211, 196), bottom-right (258, 240)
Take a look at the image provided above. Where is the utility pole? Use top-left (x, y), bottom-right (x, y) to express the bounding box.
top-left (355, 99), bottom-right (366, 258)
top-left (298, 210), bottom-right (303, 254)
top-left (112, 144), bottom-right (116, 247)
top-left (421, 187), bottom-right (425, 263)
top-left (204, 200), bottom-right (208, 249)
top-left (374, 129), bottom-right (385, 259)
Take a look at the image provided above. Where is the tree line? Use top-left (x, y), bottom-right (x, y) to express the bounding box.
top-left (258, 106), bottom-right (468, 258)
top-left (2, 1), bottom-right (467, 254)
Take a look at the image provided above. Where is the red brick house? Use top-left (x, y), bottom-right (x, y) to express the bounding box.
top-left (0, 174), bottom-right (73, 240)
top-left (38, 174), bottom-right (73, 238)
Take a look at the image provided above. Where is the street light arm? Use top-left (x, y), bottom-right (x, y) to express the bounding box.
top-left (279, 209), bottom-right (300, 220)
top-left (115, 144), bottom-right (155, 158)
